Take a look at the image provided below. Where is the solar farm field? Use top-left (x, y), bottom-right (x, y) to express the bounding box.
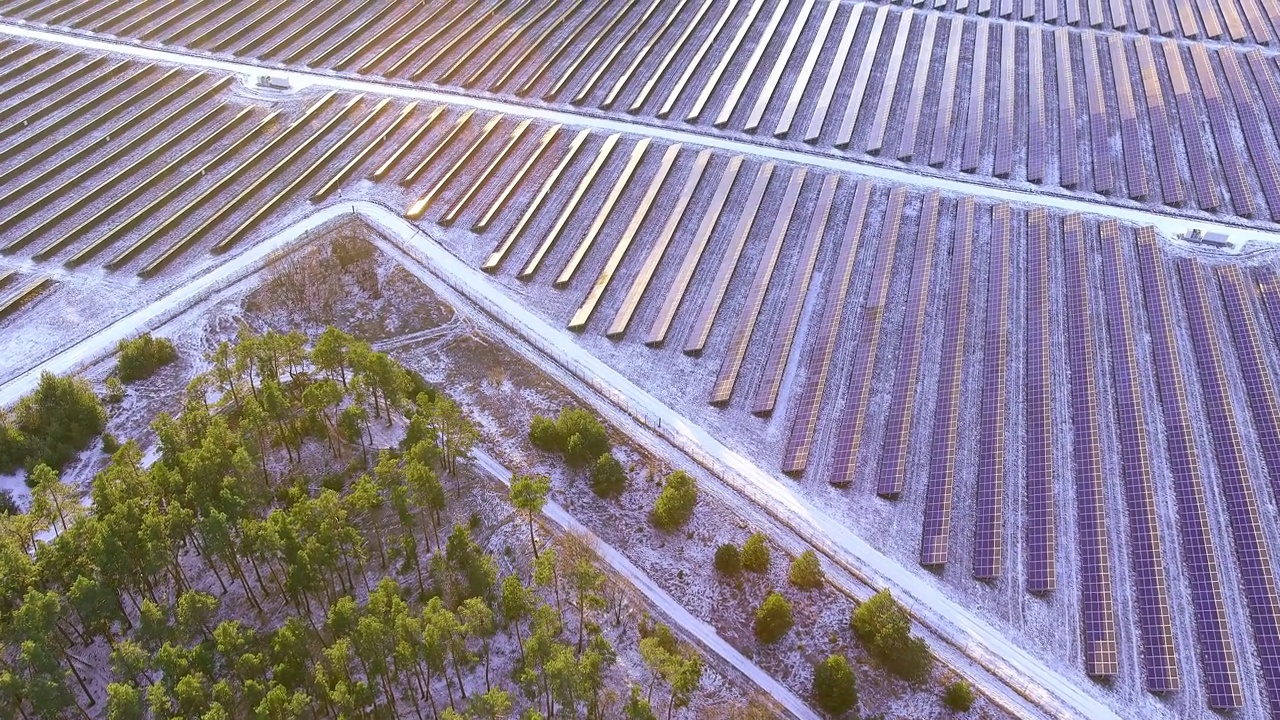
top-left (3, 2), bottom-right (1280, 718)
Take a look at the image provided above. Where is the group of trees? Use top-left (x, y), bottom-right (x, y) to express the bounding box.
top-left (0, 326), bottom-right (711, 719)
top-left (851, 590), bottom-right (935, 684)
top-left (529, 409), bottom-right (623, 499)
top-left (115, 333), bottom-right (179, 384)
top-left (0, 372), bottom-right (106, 478)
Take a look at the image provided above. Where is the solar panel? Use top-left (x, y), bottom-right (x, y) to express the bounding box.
top-left (401, 108), bottom-right (475, 186)
top-left (1107, 35), bottom-right (1148, 201)
top-left (920, 197), bottom-right (975, 567)
top-left (570, 0), bottom-right (667, 104)
top-left (1135, 38), bottom-right (1184, 206)
top-left (1178, 257), bottom-right (1280, 717)
top-left (545, 0), bottom-right (647, 100)
top-left (482, 127), bottom-right (587, 270)
top-left (442, 118), bottom-right (532, 225)
top-left (65, 109), bottom-right (267, 267)
top-left (1237, 0), bottom-right (1273, 40)
top-left (751, 174), bottom-right (839, 415)
top-left (462, 0), bottom-right (580, 88)
top-left (555, 138), bottom-right (653, 286)
top-left (712, 0), bottom-right (791, 127)
top-left (1192, 0), bottom-right (1224, 36)
top-left (569, 143), bottom-right (683, 331)
top-left (1245, 50), bottom-right (1280, 150)
top-left (1259, 269), bottom-right (1280, 349)
top-left (803, 3), bottom-right (863, 141)
top-left (1218, 266), bottom-right (1280, 511)
top-left (1149, 0), bottom-right (1177, 32)
top-left (992, 23), bottom-right (1016, 177)
top-left (1062, 215), bottom-right (1118, 679)
top-left (1024, 208), bottom-right (1055, 594)
top-left (1080, 33), bottom-right (1113, 195)
top-left (1055, 28), bottom-right (1080, 188)
top-left (1129, 0), bottom-right (1152, 28)
top-left (1190, 44), bottom-right (1256, 218)
top-left (743, 0), bottom-right (819, 132)
top-left (866, 9), bottom-right (916, 154)
top-left (0, 80), bottom-right (226, 247)
top-left (415, 0), bottom-right (512, 81)
top-left (1028, 28), bottom-right (1047, 182)
top-left (973, 203), bottom-right (1012, 581)
top-left (709, 167), bottom-right (806, 403)
top-left (602, 0), bottom-right (700, 109)
top-left (608, 149), bottom-right (713, 337)
top-left (1111, 0), bottom-right (1130, 24)
top-left (773, 0), bottom-right (839, 137)
top-left (687, 0), bottom-right (769, 122)
top-left (516, 0), bottom-right (618, 95)
top-left (1213, 0), bottom-right (1248, 39)
top-left (519, 133), bottom-right (621, 279)
top-left (782, 181), bottom-right (874, 474)
top-left (658, 0), bottom-right (744, 117)
top-left (929, 17), bottom-right (965, 167)
top-left (102, 91), bottom-right (334, 270)
top-left (821, 186), bottom-right (907, 482)
top-left (1135, 230), bottom-right (1241, 708)
top-left (960, 20), bottom-right (990, 172)
top-left (684, 162), bottom-right (775, 353)
top-left (626, 0), bottom-right (718, 112)
top-left (1218, 48), bottom-right (1280, 222)
top-left (877, 192), bottom-right (942, 498)
top-left (645, 155), bottom-right (745, 345)
top-left (1098, 220), bottom-right (1178, 692)
top-left (315, 101), bottom-right (418, 204)
top-left (25, 104), bottom-right (245, 260)
top-left (895, 13), bottom-right (939, 161)
top-left (835, 4), bottom-right (891, 147)
top-left (1066, 0), bottom-right (1082, 24)
top-left (1089, 0), bottom-right (1106, 25)
top-left (1161, 42), bottom-right (1220, 211)
top-left (406, 113), bottom-right (505, 219)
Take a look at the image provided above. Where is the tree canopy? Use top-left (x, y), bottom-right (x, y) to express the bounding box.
top-left (0, 371), bottom-right (106, 477)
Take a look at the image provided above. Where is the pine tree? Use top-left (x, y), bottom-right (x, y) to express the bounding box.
top-left (741, 533), bottom-right (771, 573)
top-left (788, 550), bottom-right (825, 589)
top-left (812, 654), bottom-right (858, 715)
top-left (753, 591), bottom-right (793, 644)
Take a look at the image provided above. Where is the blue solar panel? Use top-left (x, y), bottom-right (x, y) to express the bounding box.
top-left (973, 204), bottom-right (1012, 581)
top-left (920, 197), bottom-right (975, 567)
top-left (1062, 215), bottom-right (1118, 678)
top-left (1025, 208), bottom-right (1055, 594)
top-left (1135, 231), bottom-right (1242, 707)
top-left (1098, 221), bottom-right (1178, 692)
top-left (1178, 257), bottom-right (1280, 716)
top-left (878, 192), bottom-right (942, 498)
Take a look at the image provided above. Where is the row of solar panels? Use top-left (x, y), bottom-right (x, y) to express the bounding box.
top-left (5, 0), bottom-right (1280, 225)
top-left (469, 115), bottom-right (1280, 711)
top-left (890, 0), bottom-right (1280, 45)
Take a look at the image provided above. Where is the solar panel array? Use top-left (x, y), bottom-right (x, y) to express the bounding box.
top-left (1062, 215), bottom-right (1119, 679)
top-left (1134, 230), bottom-right (1242, 708)
top-left (973, 204), bottom-right (1012, 581)
top-left (1098, 220), bottom-right (1178, 692)
top-left (877, 193), bottom-right (942, 498)
top-left (8, 0), bottom-right (1280, 226)
top-left (921, 198), bottom-right (975, 568)
top-left (1024, 209), bottom-right (1056, 595)
top-left (1178, 259), bottom-right (1280, 718)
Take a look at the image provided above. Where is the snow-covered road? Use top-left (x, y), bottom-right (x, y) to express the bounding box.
top-left (2, 21), bottom-right (1278, 249)
top-left (469, 448), bottom-right (821, 720)
top-left (0, 202), bottom-right (1124, 719)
